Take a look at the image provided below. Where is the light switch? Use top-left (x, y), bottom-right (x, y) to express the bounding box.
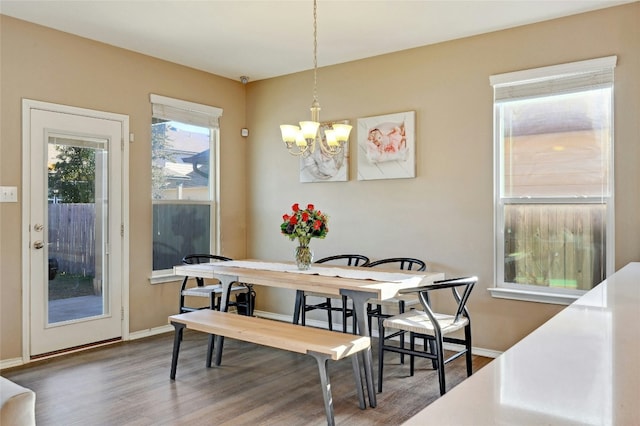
top-left (0, 186), bottom-right (18, 202)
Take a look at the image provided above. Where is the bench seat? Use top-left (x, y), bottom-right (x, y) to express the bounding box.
top-left (168, 310), bottom-right (371, 426)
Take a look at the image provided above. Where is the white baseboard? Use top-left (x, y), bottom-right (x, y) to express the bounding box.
top-left (473, 347), bottom-right (501, 359)
top-left (128, 324), bottom-right (174, 340)
top-left (0, 357), bottom-right (25, 370)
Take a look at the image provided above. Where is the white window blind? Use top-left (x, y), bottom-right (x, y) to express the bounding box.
top-left (491, 56), bottom-right (617, 102)
top-left (150, 94), bottom-right (222, 128)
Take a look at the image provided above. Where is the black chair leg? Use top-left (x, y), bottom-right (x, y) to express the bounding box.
top-left (237, 284), bottom-right (254, 316)
top-left (293, 290), bottom-right (303, 325)
top-left (341, 295), bottom-right (348, 333)
top-left (428, 337), bottom-right (437, 369)
top-left (435, 337), bottom-right (446, 395)
top-left (377, 316), bottom-right (385, 393)
top-left (351, 307), bottom-right (358, 335)
top-left (465, 325), bottom-right (473, 377)
top-left (326, 298), bottom-right (333, 331)
top-left (398, 300), bottom-right (405, 364)
top-left (247, 288), bottom-right (254, 317)
top-left (209, 293), bottom-right (216, 310)
top-left (409, 332), bottom-right (415, 376)
top-left (301, 294), bottom-right (308, 326)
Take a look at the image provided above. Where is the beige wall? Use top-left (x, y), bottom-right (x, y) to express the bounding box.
top-left (244, 3), bottom-right (639, 351)
top-left (0, 15), bottom-right (248, 360)
top-left (1, 3), bottom-right (638, 361)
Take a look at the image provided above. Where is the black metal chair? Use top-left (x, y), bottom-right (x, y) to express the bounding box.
top-left (365, 257), bottom-right (427, 362)
top-left (294, 254), bottom-right (370, 333)
top-left (179, 254), bottom-right (254, 315)
top-left (378, 276), bottom-right (476, 395)
top-left (365, 257), bottom-right (427, 331)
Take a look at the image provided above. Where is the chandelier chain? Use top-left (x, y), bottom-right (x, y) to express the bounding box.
top-left (313, 0), bottom-right (318, 103)
top-left (279, 0), bottom-right (351, 157)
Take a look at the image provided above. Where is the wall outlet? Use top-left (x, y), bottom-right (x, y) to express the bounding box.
top-left (0, 186), bottom-right (18, 202)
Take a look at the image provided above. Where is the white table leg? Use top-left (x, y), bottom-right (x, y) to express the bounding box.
top-left (341, 289), bottom-right (377, 408)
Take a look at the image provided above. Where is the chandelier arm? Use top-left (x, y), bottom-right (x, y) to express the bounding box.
top-left (318, 139), bottom-right (344, 156)
top-left (285, 142), bottom-right (311, 156)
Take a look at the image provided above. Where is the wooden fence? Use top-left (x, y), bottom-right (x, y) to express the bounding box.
top-left (504, 204), bottom-right (606, 290)
top-left (48, 203), bottom-right (95, 277)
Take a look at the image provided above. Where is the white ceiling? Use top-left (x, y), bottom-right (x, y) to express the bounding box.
top-left (1, 0), bottom-right (634, 82)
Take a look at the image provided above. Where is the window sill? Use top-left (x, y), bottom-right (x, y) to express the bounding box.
top-left (488, 287), bottom-right (579, 305)
top-left (149, 273), bottom-right (182, 285)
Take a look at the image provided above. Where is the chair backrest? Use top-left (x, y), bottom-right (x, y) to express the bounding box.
top-left (182, 254), bottom-right (233, 265)
top-left (366, 257), bottom-right (427, 271)
top-left (181, 254), bottom-right (233, 287)
top-left (400, 276), bottom-right (477, 322)
top-left (315, 254), bottom-right (370, 267)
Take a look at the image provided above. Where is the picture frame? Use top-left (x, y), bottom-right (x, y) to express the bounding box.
top-left (356, 111), bottom-right (416, 180)
top-left (299, 120), bottom-right (350, 183)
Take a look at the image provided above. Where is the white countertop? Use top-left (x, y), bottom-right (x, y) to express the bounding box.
top-left (403, 262), bottom-right (640, 426)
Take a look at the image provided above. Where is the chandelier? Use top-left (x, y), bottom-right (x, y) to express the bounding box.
top-left (280, 0), bottom-right (352, 157)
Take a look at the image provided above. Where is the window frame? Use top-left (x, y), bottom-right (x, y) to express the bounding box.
top-left (490, 56), bottom-right (616, 305)
top-left (149, 94), bottom-right (222, 283)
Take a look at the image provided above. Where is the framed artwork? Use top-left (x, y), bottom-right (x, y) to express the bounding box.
top-left (356, 111), bottom-right (416, 180)
top-left (299, 120), bottom-right (349, 183)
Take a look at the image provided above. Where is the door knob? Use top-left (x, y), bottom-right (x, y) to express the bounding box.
top-left (34, 224), bottom-right (44, 232)
top-left (33, 240), bottom-right (44, 249)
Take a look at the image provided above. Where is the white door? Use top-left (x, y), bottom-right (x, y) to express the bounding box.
top-left (23, 100), bottom-right (128, 357)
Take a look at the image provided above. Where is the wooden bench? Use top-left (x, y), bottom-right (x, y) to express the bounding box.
top-left (168, 310), bottom-right (371, 426)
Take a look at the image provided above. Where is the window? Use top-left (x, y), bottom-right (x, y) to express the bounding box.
top-left (150, 94), bottom-right (222, 278)
top-left (490, 56), bottom-right (616, 304)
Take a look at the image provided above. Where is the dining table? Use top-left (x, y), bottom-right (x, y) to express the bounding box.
top-left (173, 259), bottom-right (444, 408)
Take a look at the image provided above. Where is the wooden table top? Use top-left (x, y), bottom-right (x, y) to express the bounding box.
top-left (174, 259), bottom-right (444, 300)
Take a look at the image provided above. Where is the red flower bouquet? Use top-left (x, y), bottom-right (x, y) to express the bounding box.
top-left (280, 203), bottom-right (329, 246)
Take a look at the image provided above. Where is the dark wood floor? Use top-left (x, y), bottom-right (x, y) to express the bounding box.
top-left (2, 330), bottom-right (491, 425)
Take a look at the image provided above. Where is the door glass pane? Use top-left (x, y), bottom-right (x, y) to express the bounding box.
top-left (47, 137), bottom-right (107, 323)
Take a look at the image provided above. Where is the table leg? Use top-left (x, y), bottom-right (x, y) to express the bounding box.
top-left (170, 321), bottom-right (185, 380)
top-left (341, 289), bottom-right (377, 408)
top-left (210, 275), bottom-right (238, 367)
top-left (206, 334), bottom-right (215, 368)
